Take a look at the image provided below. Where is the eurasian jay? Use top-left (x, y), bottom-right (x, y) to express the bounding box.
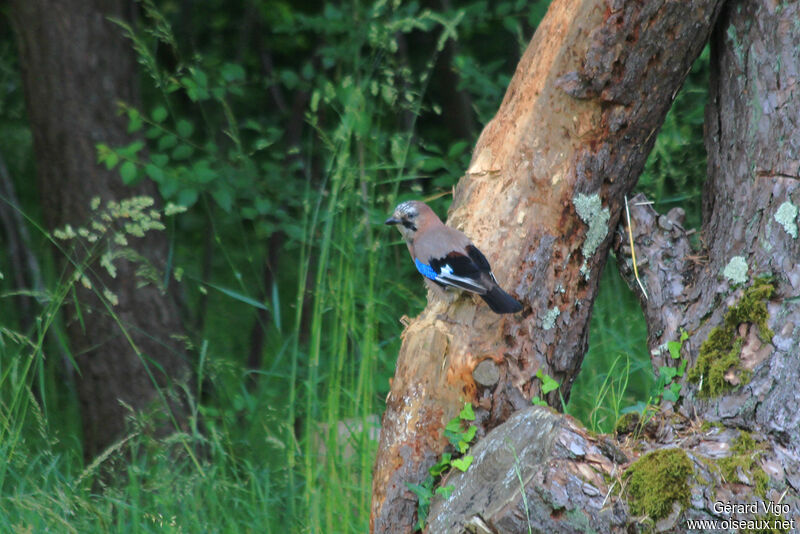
top-left (385, 200), bottom-right (523, 314)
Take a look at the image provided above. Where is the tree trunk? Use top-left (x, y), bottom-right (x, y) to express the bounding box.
top-left (371, 0), bottom-right (726, 531)
top-left (10, 0), bottom-right (190, 460)
top-left (373, 1), bottom-right (800, 533)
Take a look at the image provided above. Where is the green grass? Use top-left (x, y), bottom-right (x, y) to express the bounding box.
top-left (566, 255), bottom-right (653, 433)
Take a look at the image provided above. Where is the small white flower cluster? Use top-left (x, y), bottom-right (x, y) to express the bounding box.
top-left (52, 196), bottom-right (183, 306)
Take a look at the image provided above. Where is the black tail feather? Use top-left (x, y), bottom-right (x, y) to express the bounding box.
top-left (481, 286), bottom-right (523, 314)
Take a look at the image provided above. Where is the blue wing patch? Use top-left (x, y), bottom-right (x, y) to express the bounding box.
top-left (414, 258), bottom-right (438, 281)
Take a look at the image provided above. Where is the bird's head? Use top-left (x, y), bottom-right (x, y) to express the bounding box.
top-left (385, 200), bottom-right (432, 241)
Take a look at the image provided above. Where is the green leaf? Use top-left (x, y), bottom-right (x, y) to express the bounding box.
top-left (145, 126), bottom-right (162, 139)
top-left (662, 388), bottom-right (679, 403)
top-left (177, 188), bottom-right (199, 208)
top-left (151, 106), bottom-right (168, 123)
top-left (428, 453), bottom-right (451, 477)
top-left (659, 366), bottom-right (677, 381)
top-left (253, 138), bottom-right (275, 152)
top-left (434, 485), bottom-right (454, 499)
top-left (176, 119), bottom-right (194, 138)
top-left (193, 162), bottom-right (217, 183)
top-left (221, 63), bottom-right (245, 82)
top-left (158, 134), bottom-right (178, 151)
top-left (172, 145), bottom-right (194, 160)
top-left (203, 281), bottom-right (269, 310)
top-left (406, 482), bottom-right (433, 501)
top-left (213, 186), bottom-right (234, 212)
top-left (159, 177), bottom-right (179, 199)
top-left (192, 67), bottom-right (208, 88)
top-left (144, 164), bottom-right (165, 182)
top-left (127, 110), bottom-right (143, 133)
top-left (531, 396), bottom-right (548, 407)
top-left (667, 340), bottom-right (682, 359)
top-left (444, 416), bottom-right (462, 434)
top-left (151, 153), bottom-right (169, 167)
top-left (118, 140), bottom-right (145, 158)
top-left (450, 456), bottom-right (473, 472)
top-left (103, 151), bottom-right (119, 170)
top-left (536, 369), bottom-right (560, 394)
top-left (462, 425), bottom-right (477, 444)
top-left (119, 161), bottom-right (137, 184)
top-left (459, 403), bottom-right (475, 421)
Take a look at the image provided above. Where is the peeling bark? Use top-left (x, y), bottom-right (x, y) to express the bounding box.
top-left (371, 0), bottom-right (725, 531)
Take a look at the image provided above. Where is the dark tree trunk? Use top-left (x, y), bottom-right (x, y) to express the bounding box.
top-left (371, 0), bottom-right (726, 530)
top-left (10, 0), bottom-right (190, 460)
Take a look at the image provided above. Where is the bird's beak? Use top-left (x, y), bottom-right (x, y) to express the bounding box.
top-left (384, 217), bottom-right (401, 226)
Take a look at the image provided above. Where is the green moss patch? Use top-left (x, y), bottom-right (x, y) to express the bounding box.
top-left (718, 431), bottom-right (769, 497)
top-left (625, 448), bottom-right (693, 520)
top-left (688, 279), bottom-right (775, 397)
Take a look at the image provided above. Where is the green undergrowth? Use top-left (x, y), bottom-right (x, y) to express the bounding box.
top-left (688, 278), bottom-right (775, 397)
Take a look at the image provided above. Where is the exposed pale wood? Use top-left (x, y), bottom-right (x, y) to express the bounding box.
top-left (371, 0), bottom-right (725, 531)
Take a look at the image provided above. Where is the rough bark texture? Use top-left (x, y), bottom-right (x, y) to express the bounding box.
top-left (427, 406), bottom-right (800, 533)
top-left (427, 407), bottom-right (628, 533)
top-left (371, 0), bottom-right (725, 531)
top-left (11, 0), bottom-right (190, 459)
top-left (615, 0), bottom-right (800, 485)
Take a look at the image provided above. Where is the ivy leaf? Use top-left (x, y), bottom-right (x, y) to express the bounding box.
top-left (444, 416), bottom-right (462, 434)
top-left (677, 358), bottom-right (687, 377)
top-left (662, 388), bottom-right (679, 403)
top-left (536, 369), bottom-right (559, 394)
top-left (451, 456), bottom-right (473, 472)
top-left (659, 366), bottom-right (678, 381)
top-left (667, 340), bottom-right (682, 359)
top-left (459, 403), bottom-right (475, 421)
top-left (531, 395), bottom-right (548, 407)
top-left (428, 453), bottom-right (451, 477)
top-left (435, 485), bottom-right (454, 499)
top-left (462, 425), bottom-right (477, 444)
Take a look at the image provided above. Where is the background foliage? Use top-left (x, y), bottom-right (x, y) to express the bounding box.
top-left (0, 0), bottom-right (706, 530)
